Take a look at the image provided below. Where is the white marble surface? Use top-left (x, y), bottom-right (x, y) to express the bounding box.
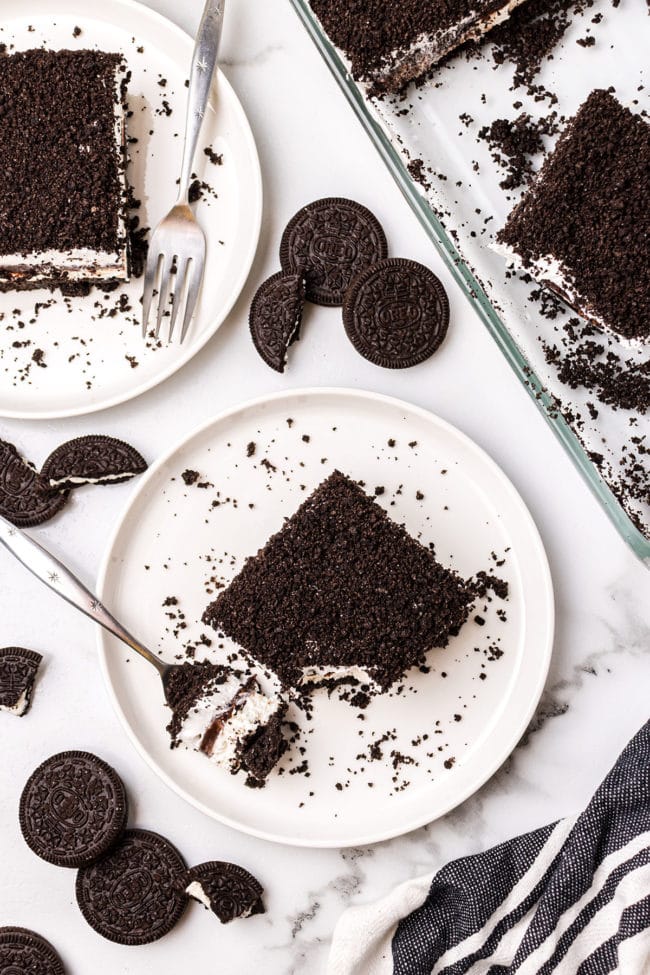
top-left (0, 1), bottom-right (649, 972)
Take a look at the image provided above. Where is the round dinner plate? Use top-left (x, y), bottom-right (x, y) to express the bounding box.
top-left (0, 0), bottom-right (262, 418)
top-left (97, 388), bottom-right (554, 847)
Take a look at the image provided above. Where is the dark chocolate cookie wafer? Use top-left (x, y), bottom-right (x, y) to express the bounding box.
top-left (76, 829), bottom-right (187, 944)
top-left (0, 439), bottom-right (67, 527)
top-left (0, 647), bottom-right (42, 716)
top-left (0, 927), bottom-right (65, 975)
top-left (20, 751), bottom-right (128, 868)
top-left (343, 258), bottom-right (450, 368)
top-left (249, 271), bottom-right (306, 373)
top-left (280, 198), bottom-right (387, 306)
top-left (41, 435), bottom-right (147, 489)
top-left (184, 861), bottom-right (264, 923)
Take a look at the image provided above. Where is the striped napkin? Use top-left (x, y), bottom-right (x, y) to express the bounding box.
top-left (328, 720), bottom-right (650, 974)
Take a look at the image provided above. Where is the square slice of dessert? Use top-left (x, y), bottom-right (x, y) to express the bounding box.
top-left (203, 470), bottom-right (474, 694)
top-left (0, 49), bottom-right (130, 293)
top-left (309, 0), bottom-right (528, 92)
top-left (497, 90), bottom-right (650, 344)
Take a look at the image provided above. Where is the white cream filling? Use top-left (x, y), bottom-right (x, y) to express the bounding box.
top-left (186, 880), bottom-right (212, 910)
top-left (0, 689), bottom-right (28, 716)
top-left (299, 664), bottom-right (375, 687)
top-left (0, 63), bottom-right (129, 283)
top-left (48, 471), bottom-right (138, 488)
top-left (174, 673), bottom-right (244, 750)
top-left (204, 691), bottom-right (280, 772)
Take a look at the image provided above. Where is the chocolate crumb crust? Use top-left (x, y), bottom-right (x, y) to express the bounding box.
top-left (0, 50), bottom-right (127, 259)
top-left (203, 471), bottom-right (475, 691)
top-left (498, 90), bottom-right (650, 343)
top-left (241, 704), bottom-right (288, 786)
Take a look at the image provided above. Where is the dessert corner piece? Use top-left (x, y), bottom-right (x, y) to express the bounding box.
top-left (203, 471), bottom-right (475, 694)
top-left (497, 89), bottom-right (650, 344)
top-left (165, 660), bottom-right (287, 787)
top-left (308, 0), bottom-right (528, 92)
top-left (0, 49), bottom-right (130, 294)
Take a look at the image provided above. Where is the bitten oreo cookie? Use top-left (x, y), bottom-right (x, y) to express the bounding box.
top-left (0, 439), bottom-right (68, 527)
top-left (76, 829), bottom-right (187, 945)
top-left (0, 647), bottom-right (42, 716)
top-left (343, 258), bottom-right (450, 368)
top-left (280, 198), bottom-right (388, 306)
top-left (0, 927), bottom-right (65, 975)
top-left (249, 271), bottom-right (306, 373)
top-left (19, 751), bottom-right (128, 868)
top-left (41, 435), bottom-right (147, 489)
top-left (184, 861), bottom-right (264, 923)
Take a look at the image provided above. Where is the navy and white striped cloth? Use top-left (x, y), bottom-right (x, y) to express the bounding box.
top-left (328, 720), bottom-right (650, 974)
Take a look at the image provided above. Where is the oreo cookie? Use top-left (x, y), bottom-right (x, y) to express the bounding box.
top-left (280, 198), bottom-right (388, 306)
top-left (249, 271), bottom-right (306, 373)
top-left (342, 258), bottom-right (450, 368)
top-left (41, 436), bottom-right (147, 490)
top-left (0, 439), bottom-right (67, 527)
top-left (0, 927), bottom-right (65, 975)
top-left (19, 751), bottom-right (128, 868)
top-left (0, 647), bottom-right (42, 716)
top-left (184, 861), bottom-right (264, 923)
top-left (76, 829), bottom-right (187, 944)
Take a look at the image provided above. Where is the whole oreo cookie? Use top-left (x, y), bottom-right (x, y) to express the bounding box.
top-left (280, 198), bottom-right (388, 306)
top-left (0, 927), bottom-right (65, 975)
top-left (343, 258), bottom-right (450, 368)
top-left (76, 829), bottom-right (188, 945)
top-left (41, 435), bottom-right (147, 490)
top-left (249, 271), bottom-right (306, 373)
top-left (0, 647), bottom-right (42, 716)
top-left (184, 861), bottom-right (264, 923)
top-left (20, 751), bottom-right (128, 868)
top-left (0, 439), bottom-right (67, 527)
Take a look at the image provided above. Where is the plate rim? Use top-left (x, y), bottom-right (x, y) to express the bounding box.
top-left (96, 386), bottom-right (555, 847)
top-left (0, 0), bottom-right (263, 420)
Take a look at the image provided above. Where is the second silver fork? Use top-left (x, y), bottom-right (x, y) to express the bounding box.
top-left (141, 0), bottom-right (225, 344)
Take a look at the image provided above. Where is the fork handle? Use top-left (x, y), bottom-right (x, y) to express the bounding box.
top-left (178, 0), bottom-right (226, 202)
top-left (0, 515), bottom-right (165, 677)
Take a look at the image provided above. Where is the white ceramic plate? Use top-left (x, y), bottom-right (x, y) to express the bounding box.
top-left (97, 388), bottom-right (554, 847)
top-left (0, 0), bottom-right (262, 419)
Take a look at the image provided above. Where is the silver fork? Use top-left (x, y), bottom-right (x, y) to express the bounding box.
top-left (142, 0), bottom-right (225, 344)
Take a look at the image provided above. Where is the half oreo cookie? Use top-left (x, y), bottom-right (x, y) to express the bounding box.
top-left (249, 271), bottom-right (306, 373)
top-left (280, 198), bottom-right (388, 306)
top-left (184, 861), bottom-right (264, 923)
top-left (0, 647), bottom-right (42, 716)
top-left (41, 435), bottom-right (147, 490)
top-left (75, 829), bottom-right (188, 945)
top-left (19, 751), bottom-right (128, 868)
top-left (343, 258), bottom-right (450, 368)
top-left (0, 439), bottom-right (67, 527)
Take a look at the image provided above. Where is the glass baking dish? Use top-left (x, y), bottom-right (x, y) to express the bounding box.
top-left (289, 0), bottom-right (650, 564)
